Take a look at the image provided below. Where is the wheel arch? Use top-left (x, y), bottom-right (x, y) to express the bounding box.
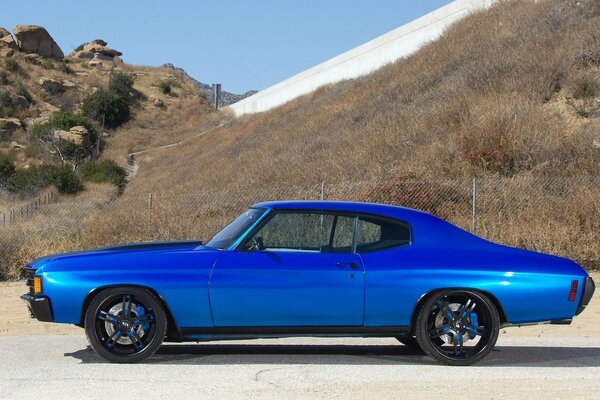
top-left (408, 287), bottom-right (508, 334)
top-left (79, 284), bottom-right (183, 341)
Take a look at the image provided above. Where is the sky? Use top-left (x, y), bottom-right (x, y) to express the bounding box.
top-left (2, 1), bottom-right (453, 94)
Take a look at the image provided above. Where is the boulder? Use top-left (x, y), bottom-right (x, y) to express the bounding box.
top-left (0, 117), bottom-right (22, 141)
top-left (0, 27), bottom-right (17, 50)
top-left (91, 39), bottom-right (107, 46)
top-left (10, 141), bottom-right (26, 150)
top-left (88, 53), bottom-right (103, 68)
top-left (53, 125), bottom-right (89, 146)
top-left (82, 43), bottom-right (122, 58)
top-left (23, 53), bottom-right (42, 65)
top-left (23, 116), bottom-right (50, 130)
top-left (0, 48), bottom-right (14, 58)
top-left (153, 98), bottom-right (165, 107)
top-left (39, 102), bottom-right (60, 113)
top-left (39, 77), bottom-right (66, 93)
top-left (61, 80), bottom-right (77, 89)
top-left (12, 25), bottom-right (64, 60)
top-left (69, 50), bottom-right (94, 60)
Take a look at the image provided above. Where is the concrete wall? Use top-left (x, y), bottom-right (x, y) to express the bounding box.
top-left (229, 0), bottom-right (496, 116)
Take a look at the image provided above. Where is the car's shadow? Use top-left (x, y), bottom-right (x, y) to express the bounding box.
top-left (65, 344), bottom-right (600, 367)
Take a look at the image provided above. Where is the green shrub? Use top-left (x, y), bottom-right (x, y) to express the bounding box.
top-left (6, 164), bottom-right (83, 194)
top-left (16, 84), bottom-right (33, 103)
top-left (158, 81), bottom-right (172, 95)
top-left (49, 111), bottom-right (94, 132)
top-left (109, 71), bottom-right (135, 98)
top-left (55, 139), bottom-right (85, 162)
top-left (4, 59), bottom-right (22, 74)
top-left (573, 79), bottom-right (599, 99)
top-left (31, 123), bottom-right (53, 140)
top-left (41, 80), bottom-right (65, 95)
top-left (74, 43), bottom-right (85, 52)
top-left (57, 62), bottom-right (73, 75)
top-left (81, 89), bottom-right (129, 129)
top-left (80, 160), bottom-right (127, 187)
top-left (0, 154), bottom-right (16, 186)
top-left (0, 89), bottom-right (12, 117)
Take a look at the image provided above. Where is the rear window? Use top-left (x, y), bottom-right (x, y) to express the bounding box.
top-left (357, 215), bottom-right (410, 253)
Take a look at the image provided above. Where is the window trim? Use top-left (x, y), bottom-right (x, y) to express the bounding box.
top-left (234, 207), bottom-right (412, 254)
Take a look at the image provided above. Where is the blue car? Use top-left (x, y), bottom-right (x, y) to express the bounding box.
top-left (22, 201), bottom-right (595, 365)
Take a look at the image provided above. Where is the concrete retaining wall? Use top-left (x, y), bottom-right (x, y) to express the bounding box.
top-left (229, 0), bottom-right (496, 116)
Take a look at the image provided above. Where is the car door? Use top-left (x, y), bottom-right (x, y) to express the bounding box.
top-left (209, 211), bottom-right (365, 327)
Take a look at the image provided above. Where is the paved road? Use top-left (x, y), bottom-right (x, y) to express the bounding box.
top-left (0, 335), bottom-right (599, 400)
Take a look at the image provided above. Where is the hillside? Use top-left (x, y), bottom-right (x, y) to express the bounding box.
top-left (1, 0), bottom-right (599, 279)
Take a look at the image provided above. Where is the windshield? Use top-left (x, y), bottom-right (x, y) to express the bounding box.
top-left (205, 208), bottom-right (266, 250)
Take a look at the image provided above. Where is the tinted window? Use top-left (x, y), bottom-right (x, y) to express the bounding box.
top-left (357, 216), bottom-right (410, 253)
top-left (243, 211), bottom-right (354, 253)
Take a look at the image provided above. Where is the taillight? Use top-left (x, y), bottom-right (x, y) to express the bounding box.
top-left (568, 280), bottom-right (578, 302)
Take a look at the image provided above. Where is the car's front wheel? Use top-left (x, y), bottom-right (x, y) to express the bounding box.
top-left (84, 287), bottom-right (167, 363)
top-left (415, 290), bottom-right (500, 366)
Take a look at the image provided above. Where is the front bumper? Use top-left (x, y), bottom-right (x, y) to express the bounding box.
top-left (21, 294), bottom-right (53, 322)
top-left (576, 276), bottom-right (595, 316)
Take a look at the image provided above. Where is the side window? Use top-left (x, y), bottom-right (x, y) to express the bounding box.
top-left (357, 216), bottom-right (410, 253)
top-left (243, 211), bottom-right (354, 253)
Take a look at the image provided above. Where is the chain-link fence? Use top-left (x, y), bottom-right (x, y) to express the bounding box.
top-left (1, 176), bottom-right (599, 279)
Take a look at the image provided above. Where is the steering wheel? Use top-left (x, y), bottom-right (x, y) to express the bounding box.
top-left (250, 236), bottom-right (265, 251)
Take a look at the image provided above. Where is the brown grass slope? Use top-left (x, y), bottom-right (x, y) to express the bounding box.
top-left (129, 0), bottom-right (600, 196)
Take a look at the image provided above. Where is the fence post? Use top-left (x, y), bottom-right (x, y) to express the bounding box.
top-left (320, 182), bottom-right (325, 201)
top-left (148, 192), bottom-right (153, 209)
top-left (472, 178), bottom-right (477, 234)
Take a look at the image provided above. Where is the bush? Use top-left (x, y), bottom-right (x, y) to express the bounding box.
top-left (6, 164), bottom-right (83, 194)
top-left (31, 123), bottom-right (53, 140)
top-left (0, 89), bottom-right (12, 117)
top-left (109, 71), bottom-right (135, 98)
top-left (49, 111), bottom-right (94, 132)
top-left (42, 80), bottom-right (65, 96)
top-left (80, 160), bottom-right (127, 187)
top-left (0, 71), bottom-right (8, 85)
top-left (57, 62), bottom-right (73, 75)
top-left (4, 59), bottom-right (22, 74)
top-left (74, 43), bottom-right (85, 52)
top-left (16, 84), bottom-right (33, 103)
top-left (81, 89), bottom-right (130, 129)
top-left (158, 81), bottom-right (172, 95)
top-left (0, 154), bottom-right (16, 186)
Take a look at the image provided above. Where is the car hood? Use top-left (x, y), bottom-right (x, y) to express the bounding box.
top-left (27, 240), bottom-right (212, 270)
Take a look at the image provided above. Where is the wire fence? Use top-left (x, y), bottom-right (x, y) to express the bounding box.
top-left (0, 176), bottom-right (599, 279)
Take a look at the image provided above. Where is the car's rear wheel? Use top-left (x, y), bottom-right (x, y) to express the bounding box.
top-left (84, 287), bottom-right (167, 363)
top-left (415, 290), bottom-right (500, 366)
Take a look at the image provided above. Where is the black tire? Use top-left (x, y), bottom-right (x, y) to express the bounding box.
top-left (84, 287), bottom-right (167, 363)
top-left (415, 290), bottom-right (500, 366)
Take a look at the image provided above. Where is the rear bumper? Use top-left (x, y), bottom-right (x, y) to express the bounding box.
top-left (21, 294), bottom-right (53, 322)
top-left (576, 276), bottom-right (595, 316)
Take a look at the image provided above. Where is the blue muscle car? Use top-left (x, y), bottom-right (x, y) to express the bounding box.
top-left (22, 201), bottom-right (595, 365)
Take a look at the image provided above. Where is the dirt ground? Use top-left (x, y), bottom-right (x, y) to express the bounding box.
top-left (1, 273), bottom-right (599, 338)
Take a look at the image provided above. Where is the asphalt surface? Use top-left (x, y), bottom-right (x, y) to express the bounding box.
top-left (1, 335), bottom-right (599, 400)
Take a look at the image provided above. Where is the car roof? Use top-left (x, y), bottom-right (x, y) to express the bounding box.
top-left (251, 200), bottom-right (427, 220)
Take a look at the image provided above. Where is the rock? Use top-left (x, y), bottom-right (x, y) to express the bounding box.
top-left (88, 53), bottom-right (103, 68)
top-left (69, 50), bottom-right (94, 60)
top-left (10, 141), bottom-right (26, 150)
top-left (39, 102), bottom-right (60, 113)
top-left (0, 27), bottom-right (17, 50)
top-left (82, 43), bottom-right (122, 58)
top-left (0, 117), bottom-right (22, 141)
top-left (23, 53), bottom-right (42, 65)
top-left (69, 125), bottom-right (88, 136)
top-left (10, 95), bottom-right (29, 111)
top-left (91, 39), bottom-right (107, 46)
top-left (61, 80), bottom-right (77, 88)
top-left (153, 98), bottom-right (165, 107)
top-left (23, 116), bottom-right (50, 130)
top-left (12, 25), bottom-right (64, 60)
top-left (101, 131), bottom-right (110, 138)
top-left (39, 77), bottom-right (67, 93)
top-left (0, 48), bottom-right (14, 58)
top-left (54, 126), bottom-right (89, 146)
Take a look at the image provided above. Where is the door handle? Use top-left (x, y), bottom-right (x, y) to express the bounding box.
top-left (336, 262), bottom-right (358, 270)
